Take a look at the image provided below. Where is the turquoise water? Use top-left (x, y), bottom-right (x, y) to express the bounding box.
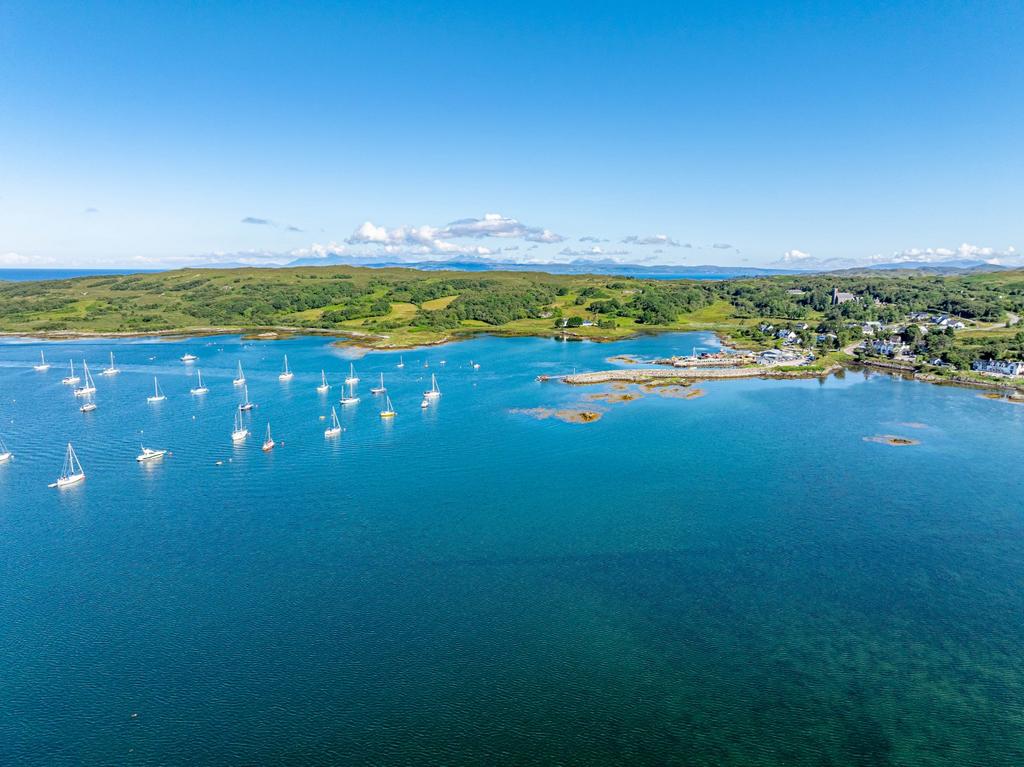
top-left (1, 332), bottom-right (1023, 765)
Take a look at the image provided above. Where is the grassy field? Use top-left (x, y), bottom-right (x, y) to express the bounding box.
top-left (2, 265), bottom-right (1023, 357)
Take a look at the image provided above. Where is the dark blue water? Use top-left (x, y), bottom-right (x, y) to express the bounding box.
top-left (1, 333), bottom-right (1023, 765)
top-left (0, 269), bottom-right (161, 282)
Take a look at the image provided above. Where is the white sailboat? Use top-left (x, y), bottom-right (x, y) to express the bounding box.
top-left (49, 442), bottom-right (85, 488)
top-left (238, 385), bottom-right (255, 411)
top-left (397, 356), bottom-right (404, 369)
top-left (146, 376), bottom-right (166, 403)
top-left (380, 394), bottom-right (396, 419)
top-left (34, 351), bottom-right (51, 371)
top-left (231, 409), bottom-right (249, 442)
top-left (370, 373), bottom-right (386, 394)
top-left (344, 363), bottom-right (359, 385)
top-left (278, 355), bottom-right (294, 381)
top-left (261, 422), bottom-right (275, 451)
top-left (471, 360), bottom-right (480, 369)
top-left (61, 359), bottom-right (80, 385)
top-left (423, 373), bottom-right (441, 400)
top-left (316, 370), bottom-right (330, 393)
top-left (74, 361), bottom-right (96, 397)
top-left (136, 445), bottom-right (167, 462)
top-left (190, 369), bottom-right (209, 395)
top-left (233, 361), bottom-right (246, 386)
top-left (324, 407), bottom-right (342, 438)
top-left (339, 380), bottom-right (360, 405)
top-left (79, 392), bottom-right (97, 412)
top-left (0, 435), bottom-right (12, 462)
top-left (100, 351), bottom-right (120, 376)
top-left (180, 353), bottom-right (198, 363)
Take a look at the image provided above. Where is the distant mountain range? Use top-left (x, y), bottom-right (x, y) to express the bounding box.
top-left (280, 253), bottom-right (1010, 278)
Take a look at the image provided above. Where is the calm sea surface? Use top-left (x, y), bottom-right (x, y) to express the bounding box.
top-left (1, 333), bottom-right (1023, 766)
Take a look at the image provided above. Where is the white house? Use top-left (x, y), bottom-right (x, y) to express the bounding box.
top-left (972, 359), bottom-right (1024, 377)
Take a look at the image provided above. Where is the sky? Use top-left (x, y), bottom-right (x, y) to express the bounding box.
top-left (1, 0), bottom-right (1022, 270)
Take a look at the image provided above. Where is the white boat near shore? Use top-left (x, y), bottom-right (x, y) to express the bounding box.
top-left (34, 351), bottom-right (51, 371)
top-left (100, 351), bottom-right (120, 376)
top-left (61, 359), bottom-right (80, 385)
top-left (370, 373), bottom-right (386, 395)
top-left (424, 373), bottom-right (441, 400)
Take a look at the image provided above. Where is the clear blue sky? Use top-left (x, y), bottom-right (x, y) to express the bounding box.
top-left (1, 0), bottom-right (1021, 268)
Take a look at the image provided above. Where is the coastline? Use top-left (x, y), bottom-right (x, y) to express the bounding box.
top-left (3, 324), bottom-right (1023, 395)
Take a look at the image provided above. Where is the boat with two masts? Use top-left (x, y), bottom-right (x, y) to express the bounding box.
top-left (316, 370), bottom-right (330, 393)
top-left (231, 409), bottom-right (250, 442)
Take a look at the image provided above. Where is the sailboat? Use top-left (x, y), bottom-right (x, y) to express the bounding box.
top-left (471, 360), bottom-right (480, 369)
top-left (34, 351), bottom-right (51, 371)
top-left (79, 392), bottom-right (97, 412)
top-left (324, 407), bottom-right (342, 438)
top-left (73, 361), bottom-right (96, 397)
top-left (190, 369), bottom-right (209, 395)
top-left (397, 356), bottom-right (405, 369)
top-left (261, 422), bottom-right (276, 451)
top-left (370, 373), bottom-right (386, 394)
top-left (180, 353), bottom-right (198, 363)
top-left (339, 380), bottom-right (360, 405)
top-left (233, 361), bottom-right (246, 386)
top-left (238, 385), bottom-right (255, 411)
top-left (0, 435), bottom-right (12, 462)
top-left (136, 445), bottom-right (167, 462)
top-left (420, 397), bottom-right (429, 408)
top-left (423, 373), bottom-right (441, 400)
top-left (231, 409), bottom-right (249, 442)
top-left (344, 363), bottom-right (359, 385)
top-left (278, 355), bottom-right (294, 381)
top-left (146, 376), bottom-right (166, 403)
top-left (316, 370), bottom-right (330, 394)
top-left (49, 442), bottom-right (85, 488)
top-left (379, 394), bottom-right (396, 419)
top-left (61, 359), bottom-right (80, 385)
top-left (100, 351), bottom-right (120, 376)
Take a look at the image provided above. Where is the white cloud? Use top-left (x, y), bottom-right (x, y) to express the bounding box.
top-left (621, 234), bottom-right (681, 247)
top-left (0, 251), bottom-right (56, 266)
top-left (780, 249), bottom-right (813, 263)
top-left (346, 213), bottom-right (564, 255)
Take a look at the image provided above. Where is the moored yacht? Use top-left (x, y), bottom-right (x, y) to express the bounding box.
top-left (316, 370), bottom-right (330, 393)
top-left (49, 443), bottom-right (85, 488)
top-left (397, 356), bottom-right (405, 369)
top-left (79, 392), bottom-right (97, 412)
top-left (238, 385), bottom-right (255, 411)
top-left (100, 351), bottom-right (120, 376)
top-left (344, 363), bottom-right (359, 386)
top-left (423, 373), bottom-right (441, 400)
top-left (231, 409), bottom-right (249, 442)
top-left (190, 369), bottom-right (209, 395)
top-left (339, 380), bottom-right (360, 405)
top-left (34, 351), bottom-right (51, 371)
top-left (279, 355), bottom-right (294, 381)
top-left (73, 361), bottom-right (96, 397)
top-left (261, 422), bottom-right (275, 451)
top-left (61, 360), bottom-right (80, 385)
top-left (370, 373), bottom-right (386, 394)
top-left (324, 407), bottom-right (342, 438)
top-left (146, 377), bottom-right (166, 403)
top-left (380, 394), bottom-right (397, 419)
top-left (136, 446), bottom-right (167, 462)
top-left (180, 353), bottom-right (198, 363)
top-left (0, 435), bottom-right (12, 462)
top-left (233, 361), bottom-right (246, 386)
